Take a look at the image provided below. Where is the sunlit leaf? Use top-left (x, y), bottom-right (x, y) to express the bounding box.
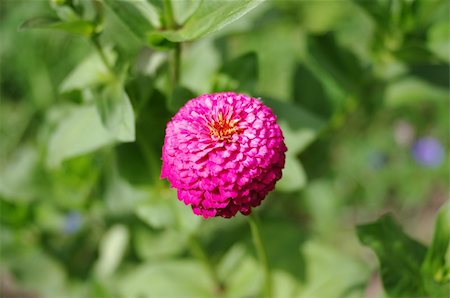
top-left (299, 240), bottom-right (368, 298)
top-left (60, 51), bottom-right (115, 93)
top-left (117, 260), bottom-right (216, 298)
top-left (428, 20), bottom-right (450, 63)
top-left (149, 0), bottom-right (263, 42)
top-left (0, 146), bottom-right (43, 202)
top-left (134, 227), bottom-right (186, 260)
top-left (94, 225), bottom-right (129, 278)
top-left (171, 0), bottom-right (201, 25)
top-left (97, 83), bottom-right (136, 142)
top-left (276, 155), bottom-right (306, 192)
top-left (46, 105), bottom-right (115, 168)
top-left (103, 0), bottom-right (158, 41)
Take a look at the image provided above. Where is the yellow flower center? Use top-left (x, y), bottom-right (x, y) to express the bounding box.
top-left (207, 112), bottom-right (242, 141)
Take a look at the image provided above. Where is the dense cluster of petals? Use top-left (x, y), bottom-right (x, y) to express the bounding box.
top-left (161, 92), bottom-right (287, 218)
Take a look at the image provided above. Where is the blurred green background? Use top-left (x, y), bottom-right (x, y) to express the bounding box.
top-left (0, 0), bottom-right (449, 297)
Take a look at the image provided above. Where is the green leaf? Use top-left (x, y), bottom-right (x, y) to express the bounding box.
top-left (262, 98), bottom-right (325, 192)
top-left (20, 16), bottom-right (58, 28)
top-left (295, 1), bottom-right (350, 34)
top-left (136, 195), bottom-right (175, 229)
top-left (385, 77), bottom-right (448, 107)
top-left (94, 224), bottom-right (129, 278)
top-left (133, 227), bottom-right (186, 260)
top-left (3, 250), bottom-right (67, 298)
top-left (306, 33), bottom-right (365, 98)
top-left (103, 168), bottom-right (148, 215)
top-left (352, 0), bottom-right (391, 30)
top-left (292, 64), bottom-right (333, 119)
top-left (171, 0), bottom-right (201, 25)
top-left (0, 146), bottom-right (43, 202)
top-left (134, 89), bottom-right (172, 180)
top-left (149, 0), bottom-right (263, 42)
top-left (276, 156), bottom-right (306, 192)
top-left (421, 201), bottom-right (450, 296)
top-left (299, 240), bottom-right (369, 298)
top-left (181, 38), bottom-right (221, 94)
top-left (46, 105), bottom-right (115, 168)
top-left (264, 98), bottom-right (325, 154)
top-left (60, 51), bottom-right (115, 93)
top-left (136, 189), bottom-right (200, 235)
top-left (428, 20), bottom-right (450, 63)
top-left (49, 154), bottom-right (102, 208)
top-left (97, 83), bottom-right (136, 142)
top-left (357, 214), bottom-right (428, 297)
top-left (20, 17), bottom-right (94, 36)
top-left (303, 180), bottom-right (342, 236)
top-left (103, 0), bottom-right (158, 41)
top-left (216, 246), bottom-right (261, 298)
top-left (117, 260), bottom-right (216, 298)
top-left (214, 52), bottom-right (258, 94)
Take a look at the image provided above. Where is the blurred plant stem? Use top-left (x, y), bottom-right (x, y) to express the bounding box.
top-left (172, 43), bottom-right (181, 85)
top-left (91, 35), bottom-right (114, 74)
top-left (188, 236), bottom-right (224, 296)
top-left (164, 0), bottom-right (181, 90)
top-left (249, 212), bottom-right (272, 298)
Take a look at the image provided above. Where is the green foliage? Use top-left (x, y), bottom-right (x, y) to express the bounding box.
top-left (149, 0), bottom-right (264, 42)
top-left (357, 203), bottom-right (450, 297)
top-left (20, 16), bottom-right (95, 36)
top-left (421, 202), bottom-right (450, 295)
top-left (103, 0), bottom-right (157, 41)
top-left (1, 0), bottom-right (448, 297)
top-left (357, 214), bottom-right (428, 296)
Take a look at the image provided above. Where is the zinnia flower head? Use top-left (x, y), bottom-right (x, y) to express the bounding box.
top-left (161, 92), bottom-right (287, 218)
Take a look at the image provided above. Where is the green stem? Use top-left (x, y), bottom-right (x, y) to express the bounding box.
top-left (172, 43), bottom-right (181, 85)
top-left (163, 0), bottom-right (176, 29)
top-left (188, 236), bottom-right (224, 295)
top-left (92, 36), bottom-right (114, 74)
top-left (249, 212), bottom-right (272, 298)
top-left (163, 0), bottom-right (181, 90)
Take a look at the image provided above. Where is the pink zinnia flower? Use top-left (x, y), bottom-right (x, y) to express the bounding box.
top-left (161, 92), bottom-right (287, 218)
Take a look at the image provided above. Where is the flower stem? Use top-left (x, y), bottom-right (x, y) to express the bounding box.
top-left (92, 36), bottom-right (114, 74)
top-left (172, 42), bottom-right (181, 85)
top-left (249, 212), bottom-right (272, 298)
top-left (163, 0), bottom-right (176, 29)
top-left (163, 0), bottom-right (181, 89)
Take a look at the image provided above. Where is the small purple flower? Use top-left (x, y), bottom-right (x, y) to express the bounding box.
top-left (411, 137), bottom-right (444, 168)
top-left (63, 212), bottom-right (82, 234)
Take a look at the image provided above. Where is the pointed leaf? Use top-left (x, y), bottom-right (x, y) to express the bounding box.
top-left (103, 0), bottom-right (158, 41)
top-left (97, 84), bottom-right (135, 142)
top-left (357, 214), bottom-right (428, 296)
top-left (20, 17), bottom-right (94, 36)
top-left (94, 225), bottom-right (129, 278)
top-left (149, 0), bottom-right (263, 42)
top-left (60, 51), bottom-right (115, 93)
top-left (47, 105), bottom-right (115, 168)
top-left (214, 52), bottom-right (258, 94)
top-left (421, 201), bottom-right (450, 296)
